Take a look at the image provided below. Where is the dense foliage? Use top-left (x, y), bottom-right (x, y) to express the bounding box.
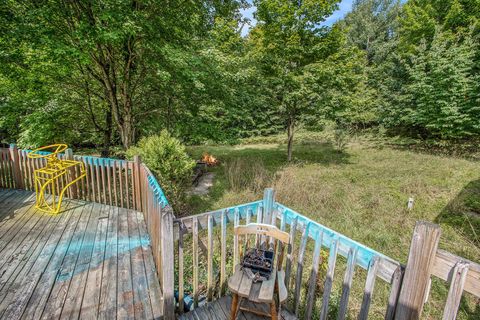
top-left (1, 0), bottom-right (479, 159)
top-left (126, 131), bottom-right (196, 211)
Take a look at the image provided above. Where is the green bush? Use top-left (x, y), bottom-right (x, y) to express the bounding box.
top-left (126, 131), bottom-right (195, 212)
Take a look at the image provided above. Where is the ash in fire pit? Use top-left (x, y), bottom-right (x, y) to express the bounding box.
top-left (241, 248), bottom-right (274, 280)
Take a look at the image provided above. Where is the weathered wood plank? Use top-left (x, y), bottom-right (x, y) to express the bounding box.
top-left (358, 256), bottom-right (380, 320)
top-left (294, 222), bottom-right (310, 316)
top-left (128, 209), bottom-right (154, 319)
top-left (395, 221), bottom-right (441, 320)
top-left (319, 236), bottom-right (339, 320)
top-left (220, 210), bottom-right (227, 297)
top-left (233, 208), bottom-right (240, 268)
top-left (285, 215), bottom-right (298, 291)
top-left (305, 230), bottom-right (323, 320)
top-left (117, 207), bottom-right (135, 319)
top-left (79, 205), bottom-right (109, 319)
top-left (0, 201), bottom-right (72, 309)
top-left (3, 202), bottom-right (86, 319)
top-left (442, 261), bottom-right (470, 320)
top-left (60, 202), bottom-right (101, 319)
top-left (136, 210), bottom-right (163, 319)
top-left (40, 203), bottom-right (94, 320)
top-left (385, 265), bottom-right (404, 320)
top-left (207, 214), bottom-right (214, 301)
top-left (338, 247), bottom-right (358, 320)
top-left (193, 217), bottom-right (199, 308)
top-left (98, 206), bottom-right (119, 319)
top-left (432, 249), bottom-right (480, 298)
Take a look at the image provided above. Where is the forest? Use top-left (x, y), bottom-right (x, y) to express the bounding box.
top-left (1, 0), bottom-right (478, 158)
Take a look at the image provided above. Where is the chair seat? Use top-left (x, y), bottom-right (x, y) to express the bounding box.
top-left (228, 264), bottom-right (287, 304)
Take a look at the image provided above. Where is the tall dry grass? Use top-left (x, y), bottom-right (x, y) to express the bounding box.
top-left (224, 158), bottom-right (272, 193)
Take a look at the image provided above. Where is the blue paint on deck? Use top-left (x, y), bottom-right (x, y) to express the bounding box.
top-left (55, 235), bottom-right (151, 282)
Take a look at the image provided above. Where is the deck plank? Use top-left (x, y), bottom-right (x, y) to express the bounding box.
top-left (40, 201), bottom-right (94, 320)
top-left (60, 202), bottom-right (102, 319)
top-left (128, 209), bottom-right (154, 319)
top-left (0, 189), bottom-right (163, 320)
top-left (79, 204), bottom-right (109, 320)
top-left (117, 207), bottom-right (135, 319)
top-left (98, 206), bottom-right (119, 319)
top-left (179, 295), bottom-right (297, 320)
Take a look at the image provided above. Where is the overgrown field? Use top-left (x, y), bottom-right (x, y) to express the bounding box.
top-left (186, 135), bottom-right (480, 319)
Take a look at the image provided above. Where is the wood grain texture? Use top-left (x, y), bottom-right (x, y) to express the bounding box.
top-left (0, 189), bottom-right (163, 320)
top-left (442, 261), bottom-right (470, 320)
top-left (395, 221), bottom-right (441, 320)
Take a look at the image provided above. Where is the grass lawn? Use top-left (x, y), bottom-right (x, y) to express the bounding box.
top-left (186, 134), bottom-right (480, 319)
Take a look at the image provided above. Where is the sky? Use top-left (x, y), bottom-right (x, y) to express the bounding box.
top-left (240, 0), bottom-right (354, 37)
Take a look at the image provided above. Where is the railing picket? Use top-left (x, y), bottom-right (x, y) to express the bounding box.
top-left (113, 161), bottom-right (118, 207)
top-left (220, 210), bottom-right (227, 297)
top-left (285, 215), bottom-right (298, 291)
top-left (338, 246), bottom-right (358, 320)
top-left (101, 159), bottom-right (107, 204)
top-left (305, 229), bottom-right (324, 320)
top-left (193, 217), bottom-right (199, 308)
top-left (255, 204), bottom-right (263, 247)
top-left (130, 162), bottom-right (136, 210)
top-left (442, 261), bottom-right (469, 320)
top-left (207, 214), bottom-right (214, 301)
top-left (106, 160), bottom-right (112, 206)
top-left (320, 236), bottom-right (339, 320)
top-left (359, 256), bottom-right (380, 320)
top-left (385, 265), bottom-right (404, 320)
top-left (178, 224), bottom-right (184, 314)
top-left (95, 158), bottom-right (101, 203)
top-left (294, 222), bottom-right (311, 316)
top-left (124, 161), bottom-right (129, 209)
top-left (118, 161), bottom-right (124, 207)
top-left (233, 208), bottom-right (240, 269)
top-left (268, 209), bottom-right (277, 250)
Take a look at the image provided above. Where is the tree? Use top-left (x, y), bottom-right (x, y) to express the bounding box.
top-left (0, 0), bottom-right (246, 151)
top-left (396, 28), bottom-right (479, 138)
top-left (250, 0), bottom-right (340, 161)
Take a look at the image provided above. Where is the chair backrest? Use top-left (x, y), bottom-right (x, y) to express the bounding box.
top-left (235, 223), bottom-right (290, 270)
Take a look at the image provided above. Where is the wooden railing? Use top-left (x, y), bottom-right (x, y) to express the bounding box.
top-left (0, 145), bottom-right (175, 319)
top-left (1, 145), bottom-right (479, 319)
top-left (174, 189), bottom-right (480, 320)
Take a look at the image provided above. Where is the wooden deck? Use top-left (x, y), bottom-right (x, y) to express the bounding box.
top-left (0, 189), bottom-right (163, 320)
top-left (178, 296), bottom-right (297, 320)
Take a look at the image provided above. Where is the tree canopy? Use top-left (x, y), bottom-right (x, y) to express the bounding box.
top-left (0, 0), bottom-right (478, 159)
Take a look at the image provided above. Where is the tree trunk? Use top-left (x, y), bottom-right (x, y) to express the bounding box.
top-left (101, 107), bottom-right (112, 157)
top-left (119, 111), bottom-right (135, 150)
top-left (287, 117), bottom-right (295, 162)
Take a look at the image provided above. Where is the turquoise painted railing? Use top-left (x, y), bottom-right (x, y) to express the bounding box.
top-left (173, 188), bottom-right (402, 319)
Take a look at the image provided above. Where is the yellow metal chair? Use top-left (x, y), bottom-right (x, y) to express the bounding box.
top-left (27, 144), bottom-right (86, 214)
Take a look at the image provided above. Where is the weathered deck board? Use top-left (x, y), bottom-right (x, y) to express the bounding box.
top-left (178, 295), bottom-right (297, 320)
top-left (0, 189), bottom-right (163, 320)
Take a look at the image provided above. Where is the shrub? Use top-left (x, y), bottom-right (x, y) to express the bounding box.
top-left (126, 131), bottom-right (195, 212)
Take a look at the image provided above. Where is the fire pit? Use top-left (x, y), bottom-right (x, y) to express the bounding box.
top-left (241, 248), bottom-right (274, 279)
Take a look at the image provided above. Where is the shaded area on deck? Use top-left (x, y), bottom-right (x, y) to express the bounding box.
top-left (0, 189), bottom-right (163, 319)
top-left (178, 295), bottom-right (297, 320)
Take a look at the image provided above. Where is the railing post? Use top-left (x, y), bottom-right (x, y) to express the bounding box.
top-left (134, 155), bottom-right (142, 212)
top-left (394, 221), bottom-right (441, 320)
top-left (9, 144), bottom-right (23, 189)
top-left (161, 205), bottom-right (175, 319)
top-left (262, 188), bottom-right (275, 224)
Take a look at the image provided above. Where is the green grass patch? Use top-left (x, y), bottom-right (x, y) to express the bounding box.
top-left (184, 137), bottom-right (480, 319)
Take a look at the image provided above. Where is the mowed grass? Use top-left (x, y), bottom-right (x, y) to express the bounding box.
top-left (186, 137), bottom-right (480, 319)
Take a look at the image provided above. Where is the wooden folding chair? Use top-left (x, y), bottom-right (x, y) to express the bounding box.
top-left (228, 223), bottom-right (290, 320)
